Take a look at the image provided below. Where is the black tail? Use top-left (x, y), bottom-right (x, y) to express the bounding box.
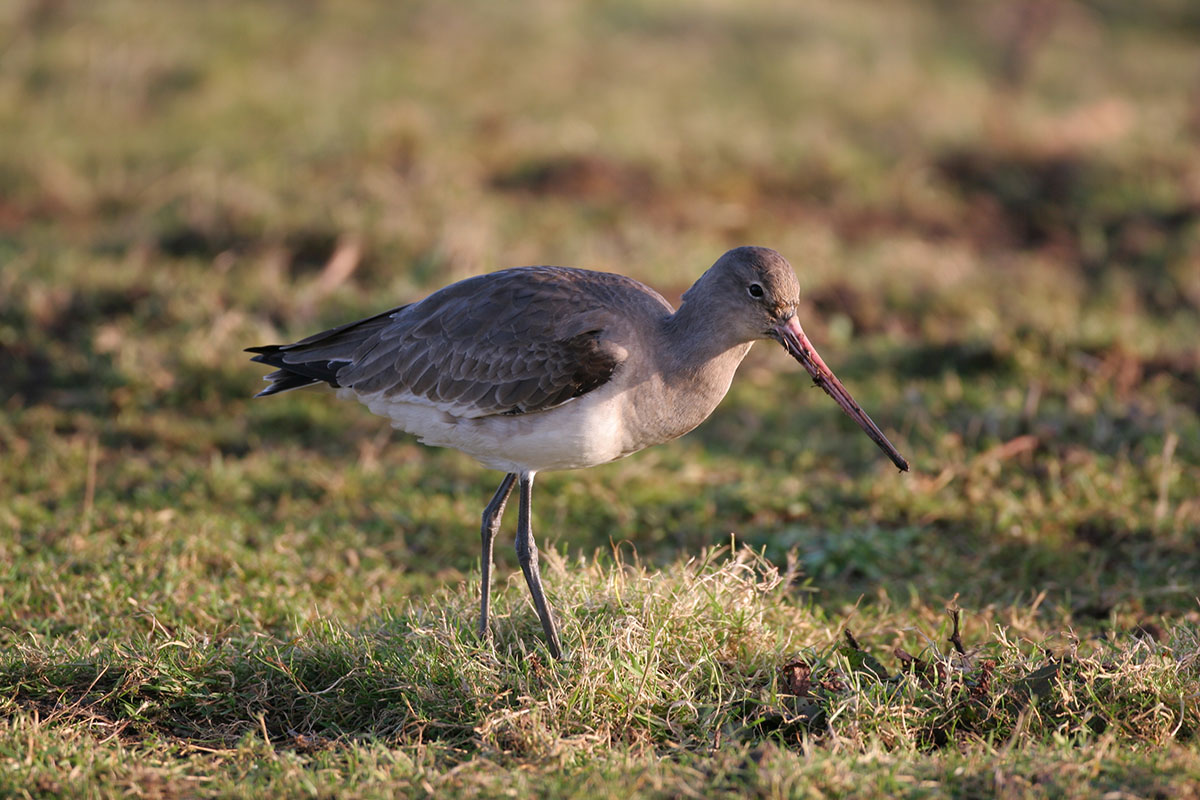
top-left (245, 345), bottom-right (344, 397)
top-left (246, 304), bottom-right (408, 398)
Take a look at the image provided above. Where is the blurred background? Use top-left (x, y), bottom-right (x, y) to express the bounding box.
top-left (2, 0), bottom-right (1198, 632)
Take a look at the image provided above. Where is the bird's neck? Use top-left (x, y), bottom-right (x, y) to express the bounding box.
top-left (605, 300), bottom-right (754, 455)
top-left (662, 299), bottom-right (752, 370)
top-left (657, 300), bottom-right (755, 408)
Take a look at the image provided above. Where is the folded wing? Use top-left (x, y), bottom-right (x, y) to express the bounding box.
top-left (247, 267), bottom-right (647, 418)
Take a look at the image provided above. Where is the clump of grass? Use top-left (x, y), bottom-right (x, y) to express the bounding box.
top-left (2, 547), bottom-right (1195, 766)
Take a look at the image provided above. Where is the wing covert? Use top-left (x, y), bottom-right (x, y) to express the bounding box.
top-left (336, 268), bottom-right (641, 417)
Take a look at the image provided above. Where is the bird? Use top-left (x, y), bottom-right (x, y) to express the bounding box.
top-left (247, 246), bottom-right (908, 659)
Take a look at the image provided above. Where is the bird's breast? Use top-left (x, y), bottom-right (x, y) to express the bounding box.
top-left (614, 340), bottom-right (754, 451)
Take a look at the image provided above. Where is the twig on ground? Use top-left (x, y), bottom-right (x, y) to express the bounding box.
top-left (947, 595), bottom-right (967, 656)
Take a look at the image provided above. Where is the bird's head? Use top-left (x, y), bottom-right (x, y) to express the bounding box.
top-left (698, 246), bottom-right (909, 472)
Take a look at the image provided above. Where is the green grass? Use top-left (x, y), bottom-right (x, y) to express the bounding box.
top-left (3, 0), bottom-right (1200, 796)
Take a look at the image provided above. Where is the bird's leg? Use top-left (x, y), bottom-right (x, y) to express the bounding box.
top-left (479, 472), bottom-right (517, 639)
top-left (513, 471), bottom-right (564, 659)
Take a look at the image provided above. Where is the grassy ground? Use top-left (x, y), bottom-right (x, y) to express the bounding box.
top-left (3, 0), bottom-right (1199, 796)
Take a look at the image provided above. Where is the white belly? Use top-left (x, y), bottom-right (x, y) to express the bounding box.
top-left (343, 383), bottom-right (638, 473)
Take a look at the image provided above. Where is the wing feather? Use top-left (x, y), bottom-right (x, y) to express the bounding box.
top-left (251, 266), bottom-right (671, 417)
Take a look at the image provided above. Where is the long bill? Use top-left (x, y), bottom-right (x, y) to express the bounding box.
top-left (771, 317), bottom-right (909, 472)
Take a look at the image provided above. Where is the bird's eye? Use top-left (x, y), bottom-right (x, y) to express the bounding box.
top-left (747, 283), bottom-right (764, 298)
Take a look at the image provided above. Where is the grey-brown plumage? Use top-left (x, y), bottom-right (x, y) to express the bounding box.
top-left (249, 266), bottom-right (666, 417)
top-left (249, 246), bottom-right (909, 659)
